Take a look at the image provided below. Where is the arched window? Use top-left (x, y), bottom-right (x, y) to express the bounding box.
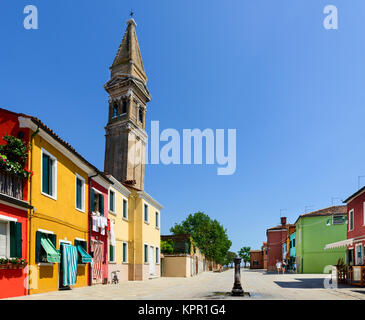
top-left (113, 104), bottom-right (118, 117)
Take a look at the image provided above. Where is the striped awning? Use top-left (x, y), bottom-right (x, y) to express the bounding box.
top-left (61, 244), bottom-right (78, 286)
top-left (324, 238), bottom-right (354, 250)
top-left (40, 237), bottom-right (60, 263)
top-left (77, 245), bottom-right (92, 263)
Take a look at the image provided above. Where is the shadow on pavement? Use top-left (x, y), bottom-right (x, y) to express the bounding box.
top-left (274, 278), bottom-right (325, 289)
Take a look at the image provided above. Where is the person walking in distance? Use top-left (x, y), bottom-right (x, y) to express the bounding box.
top-left (276, 260), bottom-right (282, 275)
top-left (282, 260), bottom-right (287, 274)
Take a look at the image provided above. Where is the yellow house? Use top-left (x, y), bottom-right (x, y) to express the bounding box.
top-left (18, 114), bottom-right (100, 294)
top-left (106, 175), bottom-right (162, 281)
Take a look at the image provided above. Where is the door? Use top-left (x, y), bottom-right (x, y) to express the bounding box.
top-left (355, 244), bottom-right (363, 266)
top-left (92, 241), bottom-right (103, 283)
top-left (149, 246), bottom-right (155, 275)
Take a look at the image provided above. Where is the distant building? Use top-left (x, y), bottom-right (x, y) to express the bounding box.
top-left (296, 206), bottom-right (347, 273)
top-left (161, 234), bottom-right (210, 277)
top-left (266, 217), bottom-right (293, 272)
top-left (250, 250), bottom-right (263, 269)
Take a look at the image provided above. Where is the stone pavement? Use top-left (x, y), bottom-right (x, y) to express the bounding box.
top-left (6, 269), bottom-right (365, 300)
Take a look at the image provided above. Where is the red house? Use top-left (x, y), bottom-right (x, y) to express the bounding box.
top-left (266, 217), bottom-right (291, 272)
top-left (0, 108), bottom-right (33, 298)
top-left (89, 175), bottom-right (111, 285)
top-left (342, 188), bottom-right (365, 265)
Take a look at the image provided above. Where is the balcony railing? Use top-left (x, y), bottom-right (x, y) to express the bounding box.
top-left (0, 170), bottom-right (23, 200)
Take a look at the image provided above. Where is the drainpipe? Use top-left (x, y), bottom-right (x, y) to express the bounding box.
top-left (27, 126), bottom-right (39, 295)
top-left (88, 171), bottom-right (99, 286)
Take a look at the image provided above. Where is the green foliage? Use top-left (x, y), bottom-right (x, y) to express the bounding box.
top-left (238, 246), bottom-right (251, 267)
top-left (0, 135), bottom-right (32, 178)
top-left (161, 239), bottom-right (174, 254)
top-left (224, 251), bottom-right (237, 267)
top-left (170, 212), bottom-right (232, 265)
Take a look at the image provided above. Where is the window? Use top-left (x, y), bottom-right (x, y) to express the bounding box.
top-left (109, 244), bottom-right (115, 262)
top-left (35, 231), bottom-right (58, 263)
top-left (349, 209), bottom-right (354, 231)
top-left (0, 219), bottom-right (22, 259)
top-left (123, 199), bottom-right (128, 219)
top-left (41, 149), bottom-right (57, 199)
top-left (123, 242), bottom-right (128, 263)
top-left (109, 189), bottom-right (115, 213)
top-left (333, 215), bottom-right (345, 225)
top-left (144, 204), bottom-right (149, 223)
top-left (139, 108), bottom-right (143, 124)
top-left (75, 175), bottom-right (85, 211)
top-left (293, 238), bottom-right (296, 248)
top-left (156, 247), bottom-right (159, 264)
top-left (113, 104), bottom-right (118, 117)
top-left (144, 244), bottom-right (148, 263)
top-left (121, 100), bottom-right (127, 114)
top-left (155, 212), bottom-right (159, 228)
top-left (91, 189), bottom-right (104, 216)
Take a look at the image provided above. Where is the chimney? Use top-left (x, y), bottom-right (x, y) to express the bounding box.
top-left (281, 217), bottom-right (287, 226)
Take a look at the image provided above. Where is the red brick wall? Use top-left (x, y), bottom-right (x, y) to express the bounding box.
top-left (250, 251), bottom-right (263, 269)
top-left (267, 229), bottom-right (287, 271)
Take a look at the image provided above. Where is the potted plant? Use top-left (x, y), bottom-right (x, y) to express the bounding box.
top-left (0, 258), bottom-right (9, 269)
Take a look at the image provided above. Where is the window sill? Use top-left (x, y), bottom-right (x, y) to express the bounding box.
top-left (109, 261), bottom-right (117, 264)
top-left (144, 221), bottom-right (149, 225)
top-left (109, 211), bottom-right (117, 216)
top-left (38, 263), bottom-right (54, 267)
top-left (41, 192), bottom-right (57, 201)
top-left (122, 217), bottom-right (129, 222)
top-left (155, 227), bottom-right (160, 230)
top-left (76, 207), bottom-right (85, 213)
top-left (122, 262), bottom-right (128, 265)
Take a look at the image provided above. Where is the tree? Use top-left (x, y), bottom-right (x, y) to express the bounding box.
top-left (161, 239), bottom-right (174, 254)
top-left (170, 212), bottom-right (232, 265)
top-left (224, 251), bottom-right (236, 268)
top-left (238, 246), bottom-right (251, 268)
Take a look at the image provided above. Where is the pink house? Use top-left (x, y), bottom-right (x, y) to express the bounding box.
top-left (89, 175), bottom-right (112, 285)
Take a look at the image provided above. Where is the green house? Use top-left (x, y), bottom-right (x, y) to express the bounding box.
top-left (295, 206), bottom-right (347, 273)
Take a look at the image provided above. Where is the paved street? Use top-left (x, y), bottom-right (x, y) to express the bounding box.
top-left (7, 269), bottom-right (365, 300)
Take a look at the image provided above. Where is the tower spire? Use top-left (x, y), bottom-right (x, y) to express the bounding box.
top-left (110, 18), bottom-right (147, 84)
top-left (104, 17), bottom-right (151, 191)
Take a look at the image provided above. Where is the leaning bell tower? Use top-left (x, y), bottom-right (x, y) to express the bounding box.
top-left (104, 18), bottom-right (151, 190)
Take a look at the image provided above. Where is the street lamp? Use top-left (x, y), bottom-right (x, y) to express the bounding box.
top-left (231, 256), bottom-right (244, 296)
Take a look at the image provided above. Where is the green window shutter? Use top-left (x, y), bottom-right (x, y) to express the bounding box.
top-left (144, 245), bottom-right (148, 263)
top-left (76, 178), bottom-right (82, 209)
top-left (109, 192), bottom-right (114, 211)
top-left (123, 200), bottom-right (127, 218)
top-left (90, 189), bottom-right (95, 212)
top-left (42, 154), bottom-right (49, 194)
top-left (99, 194), bottom-right (104, 216)
top-left (35, 231), bottom-right (42, 263)
top-left (155, 212), bottom-right (159, 227)
top-left (15, 222), bottom-right (22, 258)
top-left (48, 158), bottom-right (53, 196)
top-left (109, 244), bottom-right (114, 262)
top-left (10, 221), bottom-right (16, 257)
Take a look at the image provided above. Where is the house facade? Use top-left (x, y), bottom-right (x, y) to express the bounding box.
top-left (18, 114), bottom-right (96, 294)
top-left (250, 250), bottom-right (264, 269)
top-left (0, 109), bottom-right (32, 299)
top-left (289, 231), bottom-right (296, 270)
top-left (295, 206), bottom-right (347, 274)
top-left (266, 217), bottom-right (290, 271)
top-left (325, 188), bottom-right (365, 266)
top-left (106, 175), bottom-right (131, 282)
top-left (89, 175), bottom-right (111, 285)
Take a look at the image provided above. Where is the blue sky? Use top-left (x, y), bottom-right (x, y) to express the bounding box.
top-left (1, 1), bottom-right (365, 253)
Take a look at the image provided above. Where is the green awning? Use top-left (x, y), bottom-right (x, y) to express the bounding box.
top-left (41, 236), bottom-right (61, 263)
top-left (77, 245), bottom-right (92, 263)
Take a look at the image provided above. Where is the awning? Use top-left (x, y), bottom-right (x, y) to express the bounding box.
top-left (324, 238), bottom-right (354, 250)
top-left (77, 245), bottom-right (92, 263)
top-left (41, 237), bottom-right (61, 263)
